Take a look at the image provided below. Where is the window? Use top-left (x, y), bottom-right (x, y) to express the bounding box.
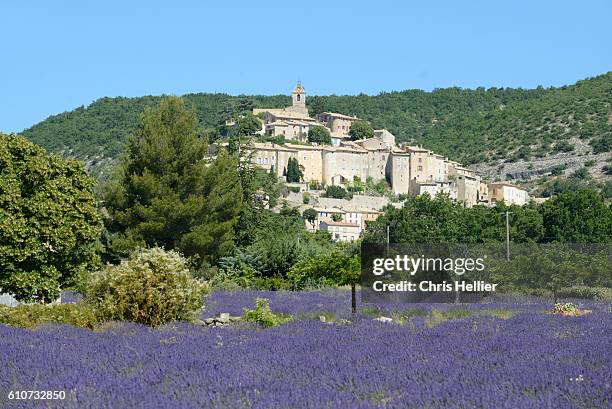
top-left (418, 166), bottom-right (423, 171)
top-left (297, 94), bottom-right (301, 101)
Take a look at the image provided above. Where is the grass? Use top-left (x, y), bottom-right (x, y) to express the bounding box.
top-left (360, 306), bottom-right (384, 317)
top-left (478, 308), bottom-right (515, 320)
top-left (426, 309), bottom-right (472, 328)
top-left (391, 308), bottom-right (428, 325)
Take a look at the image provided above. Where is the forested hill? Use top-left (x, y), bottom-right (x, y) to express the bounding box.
top-left (22, 72), bottom-right (611, 177)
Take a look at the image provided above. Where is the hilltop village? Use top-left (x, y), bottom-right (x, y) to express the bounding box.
top-left (247, 83), bottom-right (530, 241)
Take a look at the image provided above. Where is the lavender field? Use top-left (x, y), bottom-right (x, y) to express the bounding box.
top-left (1, 290), bottom-right (610, 409)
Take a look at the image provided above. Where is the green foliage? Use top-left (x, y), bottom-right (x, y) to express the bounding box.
top-left (325, 185), bottom-right (349, 199)
top-left (426, 309), bottom-right (472, 327)
top-left (0, 303), bottom-right (99, 329)
top-left (539, 189), bottom-right (611, 243)
top-left (556, 286), bottom-right (612, 300)
top-left (23, 73), bottom-right (612, 174)
top-left (571, 167), bottom-right (589, 180)
top-left (102, 97), bottom-right (243, 263)
top-left (286, 157), bottom-right (303, 183)
top-left (86, 247), bottom-right (208, 327)
top-left (242, 298), bottom-right (292, 327)
top-left (237, 113), bottom-right (262, 137)
top-left (0, 134), bottom-right (102, 303)
top-left (302, 208), bottom-right (317, 223)
top-left (365, 190), bottom-right (611, 245)
top-left (550, 164), bottom-right (567, 176)
top-left (307, 126), bottom-right (331, 144)
top-left (288, 248), bottom-right (360, 289)
top-left (590, 136), bottom-right (611, 154)
top-left (331, 213), bottom-right (343, 222)
top-left (349, 121), bottom-right (374, 140)
top-left (302, 192), bottom-right (311, 204)
top-left (552, 303), bottom-right (578, 314)
top-left (552, 141), bottom-right (574, 153)
top-left (490, 245), bottom-right (611, 302)
top-left (391, 308), bottom-right (428, 324)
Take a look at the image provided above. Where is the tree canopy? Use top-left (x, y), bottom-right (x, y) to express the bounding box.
top-left (102, 97), bottom-right (243, 263)
top-left (0, 134), bottom-right (101, 302)
top-left (307, 126), bottom-right (331, 144)
top-left (348, 121), bottom-right (374, 140)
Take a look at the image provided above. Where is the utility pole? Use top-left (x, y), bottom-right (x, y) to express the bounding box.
top-left (386, 225), bottom-right (390, 253)
top-left (505, 211), bottom-right (513, 261)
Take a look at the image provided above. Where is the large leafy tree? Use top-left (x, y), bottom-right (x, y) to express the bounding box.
top-left (307, 126), bottom-right (331, 144)
top-left (0, 134), bottom-right (101, 302)
top-left (103, 97), bottom-right (243, 263)
top-left (539, 189), bottom-right (612, 243)
top-left (349, 121), bottom-right (374, 140)
top-left (237, 113), bottom-right (262, 136)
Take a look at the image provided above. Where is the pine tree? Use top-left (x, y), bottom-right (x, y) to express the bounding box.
top-left (103, 97), bottom-right (243, 263)
top-left (286, 158), bottom-right (303, 183)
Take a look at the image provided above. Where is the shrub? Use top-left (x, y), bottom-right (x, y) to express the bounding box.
top-left (86, 247), bottom-right (208, 327)
top-left (325, 185), bottom-right (349, 199)
top-left (426, 309), bottom-right (472, 327)
top-left (242, 298), bottom-right (292, 327)
top-left (0, 303), bottom-right (99, 329)
top-left (552, 302), bottom-right (578, 314)
top-left (391, 308), bottom-right (428, 324)
top-left (557, 286), bottom-right (612, 300)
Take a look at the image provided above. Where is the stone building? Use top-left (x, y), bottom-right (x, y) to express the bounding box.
top-left (489, 182), bottom-right (530, 206)
top-left (319, 220), bottom-right (361, 242)
top-left (317, 112), bottom-right (361, 134)
top-left (249, 82), bottom-right (529, 209)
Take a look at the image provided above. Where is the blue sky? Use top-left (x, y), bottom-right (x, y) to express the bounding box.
top-left (1, 0), bottom-right (610, 133)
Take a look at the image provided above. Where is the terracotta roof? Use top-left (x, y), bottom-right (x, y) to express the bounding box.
top-left (321, 221), bottom-right (360, 227)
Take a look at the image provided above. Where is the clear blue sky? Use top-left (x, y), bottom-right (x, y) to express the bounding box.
top-left (1, 0), bottom-right (610, 133)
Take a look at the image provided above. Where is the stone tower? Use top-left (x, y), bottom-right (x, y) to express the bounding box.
top-left (290, 81), bottom-right (308, 116)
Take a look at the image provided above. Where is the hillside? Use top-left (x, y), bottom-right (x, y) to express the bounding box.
top-left (22, 73), bottom-right (611, 181)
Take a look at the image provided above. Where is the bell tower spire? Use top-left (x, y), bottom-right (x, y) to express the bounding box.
top-left (291, 81), bottom-right (308, 116)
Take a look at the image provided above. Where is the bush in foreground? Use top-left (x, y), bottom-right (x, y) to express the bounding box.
top-left (0, 303), bottom-right (98, 329)
top-left (243, 298), bottom-right (292, 327)
top-left (86, 247), bottom-right (208, 327)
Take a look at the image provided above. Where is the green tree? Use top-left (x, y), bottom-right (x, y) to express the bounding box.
top-left (325, 185), bottom-right (348, 199)
top-left (237, 113), bottom-right (262, 137)
top-left (286, 157), bottom-right (303, 182)
top-left (103, 97), bottom-right (243, 263)
top-left (0, 134), bottom-right (101, 302)
top-left (288, 247), bottom-right (360, 311)
top-left (539, 189), bottom-right (612, 243)
top-left (349, 121), bottom-right (374, 140)
top-left (303, 208), bottom-right (317, 224)
top-left (307, 126), bottom-right (331, 144)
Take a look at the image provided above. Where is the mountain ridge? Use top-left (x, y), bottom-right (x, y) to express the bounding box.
top-left (21, 73), bottom-right (611, 186)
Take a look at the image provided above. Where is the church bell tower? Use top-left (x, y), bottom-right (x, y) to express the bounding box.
top-left (291, 81), bottom-right (308, 116)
